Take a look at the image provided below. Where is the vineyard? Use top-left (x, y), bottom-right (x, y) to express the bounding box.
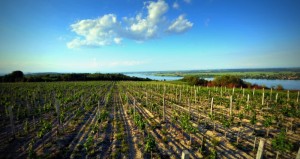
top-left (0, 81), bottom-right (299, 159)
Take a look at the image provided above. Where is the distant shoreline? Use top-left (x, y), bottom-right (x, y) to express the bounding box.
top-left (126, 68), bottom-right (300, 80)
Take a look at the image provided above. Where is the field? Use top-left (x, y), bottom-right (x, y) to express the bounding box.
top-left (0, 81), bottom-right (299, 159)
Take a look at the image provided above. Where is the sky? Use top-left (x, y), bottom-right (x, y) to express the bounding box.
top-left (0, 0), bottom-right (300, 74)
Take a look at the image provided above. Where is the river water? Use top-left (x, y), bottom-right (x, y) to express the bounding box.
top-left (125, 73), bottom-right (300, 90)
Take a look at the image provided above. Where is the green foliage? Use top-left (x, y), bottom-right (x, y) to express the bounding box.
top-left (276, 84), bottom-right (284, 90)
top-left (238, 112), bottom-right (244, 121)
top-left (209, 149), bottom-right (217, 159)
top-left (181, 76), bottom-right (208, 86)
top-left (272, 129), bottom-right (292, 153)
top-left (263, 115), bottom-right (273, 128)
top-left (281, 107), bottom-right (300, 117)
top-left (84, 136), bottom-right (93, 153)
top-left (250, 112), bottom-right (257, 125)
top-left (145, 134), bottom-right (156, 153)
top-left (24, 119), bottom-right (29, 135)
top-left (134, 113), bottom-right (145, 130)
top-left (221, 116), bottom-right (232, 128)
top-left (1, 70), bottom-right (25, 82)
top-left (212, 75), bottom-right (246, 88)
top-left (179, 113), bottom-right (197, 134)
top-left (97, 110), bottom-right (109, 123)
top-left (28, 139), bottom-right (36, 159)
top-left (37, 120), bottom-right (52, 138)
top-left (91, 123), bottom-right (99, 134)
top-left (1, 71), bottom-right (152, 82)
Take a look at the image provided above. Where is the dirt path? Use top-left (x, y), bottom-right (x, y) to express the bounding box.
top-left (118, 86), bottom-right (143, 159)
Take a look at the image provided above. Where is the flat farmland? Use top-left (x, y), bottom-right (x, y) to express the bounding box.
top-left (0, 81), bottom-right (299, 159)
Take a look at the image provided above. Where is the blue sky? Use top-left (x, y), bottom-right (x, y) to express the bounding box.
top-left (0, 0), bottom-right (300, 74)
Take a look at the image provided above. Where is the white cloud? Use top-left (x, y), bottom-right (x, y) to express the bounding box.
top-left (114, 37), bottom-right (122, 44)
top-left (67, 0), bottom-right (193, 48)
top-left (67, 14), bottom-right (121, 48)
top-left (173, 2), bottom-right (179, 9)
top-left (183, 0), bottom-right (191, 4)
top-left (167, 15), bottom-right (193, 33)
top-left (127, 0), bottom-right (168, 40)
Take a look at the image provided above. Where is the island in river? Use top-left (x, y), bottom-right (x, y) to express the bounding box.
top-left (124, 68), bottom-right (300, 80)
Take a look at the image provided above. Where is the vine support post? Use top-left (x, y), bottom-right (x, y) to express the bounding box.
top-left (262, 92), bottom-right (265, 106)
top-left (194, 90), bottom-right (196, 104)
top-left (287, 90), bottom-right (290, 101)
top-left (253, 88), bottom-right (255, 96)
top-left (230, 96), bottom-right (233, 117)
top-left (247, 94), bottom-right (250, 108)
top-left (270, 88), bottom-right (272, 101)
top-left (179, 90), bottom-right (182, 104)
top-left (297, 91), bottom-right (299, 103)
top-left (210, 97), bottom-right (214, 116)
top-left (8, 106), bottom-right (15, 137)
top-left (201, 135), bottom-right (205, 151)
top-left (176, 88), bottom-right (178, 102)
top-left (253, 137), bottom-right (257, 151)
top-left (296, 146), bottom-right (300, 159)
top-left (256, 139), bottom-right (265, 159)
top-left (134, 99), bottom-right (136, 118)
top-left (188, 99), bottom-right (191, 117)
top-left (97, 100), bottom-right (100, 115)
top-left (55, 99), bottom-right (61, 133)
top-left (275, 93), bottom-right (278, 103)
top-left (181, 150), bottom-right (190, 159)
top-left (146, 92), bottom-right (148, 106)
top-left (220, 87), bottom-right (222, 97)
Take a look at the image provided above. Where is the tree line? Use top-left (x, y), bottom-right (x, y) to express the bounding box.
top-left (181, 75), bottom-right (284, 90)
top-left (0, 71), bottom-right (151, 82)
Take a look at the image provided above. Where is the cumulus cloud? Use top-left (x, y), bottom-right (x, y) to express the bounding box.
top-left (127, 0), bottom-right (168, 40)
top-left (67, 0), bottom-right (193, 48)
top-left (167, 15), bottom-right (193, 33)
top-left (67, 14), bottom-right (121, 48)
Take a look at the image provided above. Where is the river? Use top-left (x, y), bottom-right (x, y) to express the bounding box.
top-left (125, 73), bottom-right (300, 90)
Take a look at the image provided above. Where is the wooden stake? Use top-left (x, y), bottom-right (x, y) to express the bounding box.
top-left (296, 146), bottom-right (300, 159)
top-left (262, 92), bottom-right (264, 106)
top-left (247, 94), bottom-right (250, 108)
top-left (253, 137), bottom-right (257, 151)
top-left (181, 150), bottom-right (190, 159)
top-left (270, 88), bottom-right (272, 101)
top-left (146, 92), bottom-right (148, 106)
top-left (8, 106), bottom-right (15, 136)
top-left (230, 96), bottom-right (233, 117)
top-left (210, 97), bottom-right (214, 116)
top-left (256, 139), bottom-right (265, 159)
top-left (297, 91), bottom-right (299, 103)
